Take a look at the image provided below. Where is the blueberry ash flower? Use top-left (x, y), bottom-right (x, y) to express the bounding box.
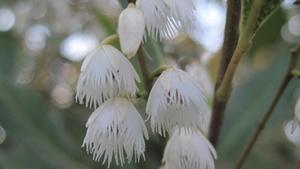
top-left (170, 0), bottom-right (197, 31)
top-left (146, 67), bottom-right (210, 136)
top-left (186, 62), bottom-right (214, 99)
top-left (76, 45), bottom-right (140, 108)
top-left (118, 3), bottom-right (145, 58)
top-left (136, 0), bottom-right (180, 40)
top-left (82, 98), bottom-right (149, 167)
top-left (163, 128), bottom-right (217, 169)
top-left (284, 120), bottom-right (300, 148)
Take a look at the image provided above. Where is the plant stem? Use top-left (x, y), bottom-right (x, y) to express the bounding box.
top-left (101, 34), bottom-right (119, 45)
top-left (137, 48), bottom-right (152, 93)
top-left (235, 43), bottom-right (300, 169)
top-left (209, 0), bottom-right (241, 146)
top-left (216, 0), bottom-right (265, 99)
top-left (210, 0), bottom-right (266, 146)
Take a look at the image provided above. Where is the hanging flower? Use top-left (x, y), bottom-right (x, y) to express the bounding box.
top-left (136, 0), bottom-right (180, 40)
top-left (185, 62), bottom-right (214, 99)
top-left (76, 45), bottom-right (140, 108)
top-left (118, 3), bottom-right (145, 58)
top-left (170, 0), bottom-right (197, 31)
top-left (163, 128), bottom-right (217, 169)
top-left (82, 97), bottom-right (149, 167)
top-left (284, 120), bottom-right (300, 148)
top-left (146, 67), bottom-right (210, 136)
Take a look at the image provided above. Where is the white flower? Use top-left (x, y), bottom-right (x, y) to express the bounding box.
top-left (76, 45), bottom-right (140, 108)
top-left (163, 128), bottom-right (217, 169)
top-left (295, 98), bottom-right (300, 124)
top-left (284, 120), bottom-right (300, 148)
top-left (170, 0), bottom-right (196, 31)
top-left (185, 62), bottom-right (214, 99)
top-left (82, 98), bottom-right (149, 167)
top-left (136, 0), bottom-right (180, 40)
top-left (146, 67), bottom-right (210, 136)
top-left (118, 3), bottom-right (145, 58)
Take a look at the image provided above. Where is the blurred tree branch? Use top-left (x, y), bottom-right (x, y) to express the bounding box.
top-left (208, 0), bottom-right (241, 146)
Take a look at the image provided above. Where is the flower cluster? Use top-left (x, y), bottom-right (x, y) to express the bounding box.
top-left (77, 45), bottom-right (148, 166)
top-left (75, 1), bottom-right (216, 169)
top-left (147, 67), bottom-right (216, 169)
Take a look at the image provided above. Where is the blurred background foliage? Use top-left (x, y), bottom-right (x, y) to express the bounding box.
top-left (0, 0), bottom-right (300, 169)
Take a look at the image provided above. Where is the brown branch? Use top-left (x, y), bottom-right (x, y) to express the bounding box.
top-left (235, 43), bottom-right (300, 169)
top-left (209, 0), bottom-right (241, 146)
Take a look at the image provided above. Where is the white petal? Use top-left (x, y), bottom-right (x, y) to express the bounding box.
top-left (76, 45), bottom-right (140, 108)
top-left (284, 120), bottom-right (300, 147)
top-left (163, 128), bottom-right (217, 169)
top-left (171, 0), bottom-right (196, 31)
top-left (136, 0), bottom-right (180, 40)
top-left (118, 4), bottom-right (145, 58)
top-left (146, 67), bottom-right (210, 136)
top-left (185, 62), bottom-right (214, 99)
top-left (82, 98), bottom-right (148, 167)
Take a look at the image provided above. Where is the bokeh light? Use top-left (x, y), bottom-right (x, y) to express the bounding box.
top-left (193, 1), bottom-right (226, 52)
top-left (60, 32), bottom-right (99, 62)
top-left (0, 8), bottom-right (15, 32)
top-left (51, 83), bottom-right (73, 109)
top-left (288, 14), bottom-right (300, 36)
top-left (25, 24), bottom-right (50, 51)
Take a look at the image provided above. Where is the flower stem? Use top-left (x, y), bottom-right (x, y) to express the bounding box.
top-left (208, 0), bottom-right (241, 146)
top-left (101, 34), bottom-right (119, 45)
top-left (149, 65), bottom-right (169, 80)
top-left (234, 43), bottom-right (300, 169)
top-left (137, 48), bottom-right (152, 93)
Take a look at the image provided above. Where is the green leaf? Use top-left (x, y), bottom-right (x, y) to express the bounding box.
top-left (241, 0), bottom-right (283, 35)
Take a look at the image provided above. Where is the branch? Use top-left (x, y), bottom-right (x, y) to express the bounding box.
top-left (208, 0), bottom-right (241, 146)
top-left (209, 0), bottom-right (266, 146)
top-left (234, 43), bottom-right (300, 169)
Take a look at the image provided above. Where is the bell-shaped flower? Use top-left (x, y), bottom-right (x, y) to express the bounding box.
top-left (136, 0), bottom-right (180, 40)
top-left (284, 120), bottom-right (300, 148)
top-left (170, 0), bottom-right (196, 31)
top-left (186, 62), bottom-right (214, 99)
top-left (76, 45), bottom-right (140, 108)
top-left (163, 128), bottom-right (217, 169)
top-left (82, 97), bottom-right (149, 167)
top-left (146, 67), bottom-right (210, 136)
top-left (118, 3), bottom-right (145, 58)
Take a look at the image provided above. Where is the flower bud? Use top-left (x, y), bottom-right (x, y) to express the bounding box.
top-left (118, 3), bottom-right (145, 58)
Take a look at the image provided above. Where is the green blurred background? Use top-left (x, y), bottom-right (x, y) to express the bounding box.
top-left (0, 0), bottom-right (300, 169)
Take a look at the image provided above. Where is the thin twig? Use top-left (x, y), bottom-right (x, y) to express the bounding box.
top-left (209, 0), bottom-right (241, 146)
top-left (235, 43), bottom-right (300, 169)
